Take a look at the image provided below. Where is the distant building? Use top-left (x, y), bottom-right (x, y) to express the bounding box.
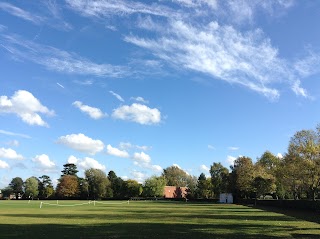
top-left (219, 193), bottom-right (233, 204)
top-left (164, 186), bottom-right (188, 198)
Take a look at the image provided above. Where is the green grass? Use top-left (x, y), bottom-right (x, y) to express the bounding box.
top-left (0, 200), bottom-right (320, 239)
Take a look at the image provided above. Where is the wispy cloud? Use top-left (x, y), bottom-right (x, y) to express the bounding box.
top-left (57, 82), bottom-right (64, 88)
top-left (1, 33), bottom-right (129, 78)
top-left (0, 2), bottom-right (44, 25)
top-left (131, 96), bottom-right (149, 104)
top-left (0, 2), bottom-right (72, 31)
top-left (109, 91), bottom-right (125, 102)
top-left (0, 129), bottom-right (31, 139)
top-left (125, 20), bottom-right (309, 99)
top-left (228, 146), bottom-right (239, 151)
top-left (65, 0), bottom-right (178, 19)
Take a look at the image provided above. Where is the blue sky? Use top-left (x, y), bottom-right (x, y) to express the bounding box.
top-left (1, 0), bottom-right (320, 188)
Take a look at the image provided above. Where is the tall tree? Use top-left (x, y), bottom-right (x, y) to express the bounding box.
top-left (56, 175), bottom-right (79, 198)
top-left (24, 176), bottom-right (39, 198)
top-left (286, 129), bottom-right (320, 200)
top-left (108, 170), bottom-right (124, 198)
top-left (162, 166), bottom-right (191, 187)
top-left (78, 177), bottom-right (89, 199)
top-left (38, 175), bottom-right (54, 199)
top-left (85, 168), bottom-right (111, 199)
top-left (9, 177), bottom-right (24, 198)
top-left (143, 176), bottom-right (166, 197)
top-left (230, 156), bottom-right (255, 199)
top-left (210, 163), bottom-right (229, 197)
top-left (61, 163), bottom-right (79, 176)
top-left (196, 173), bottom-right (212, 199)
top-left (123, 179), bottom-right (142, 198)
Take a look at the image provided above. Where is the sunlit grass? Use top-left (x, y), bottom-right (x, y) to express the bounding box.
top-left (0, 200), bottom-right (319, 238)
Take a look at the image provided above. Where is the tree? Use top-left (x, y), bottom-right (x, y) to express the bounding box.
top-left (9, 177), bottom-right (24, 199)
top-left (196, 173), bottom-right (212, 199)
top-left (108, 170), bottom-right (124, 198)
top-left (38, 175), bottom-right (54, 199)
top-left (85, 168), bottom-right (111, 199)
top-left (256, 151), bottom-right (280, 175)
top-left (78, 177), bottom-right (89, 199)
top-left (24, 177), bottom-right (39, 199)
top-left (143, 176), bottom-right (166, 197)
top-left (230, 156), bottom-right (255, 199)
top-left (210, 163), bottom-right (229, 197)
top-left (56, 175), bottom-right (79, 198)
top-left (162, 166), bottom-right (190, 187)
top-left (288, 129), bottom-right (320, 200)
top-left (61, 163), bottom-right (79, 176)
top-left (123, 180), bottom-right (142, 197)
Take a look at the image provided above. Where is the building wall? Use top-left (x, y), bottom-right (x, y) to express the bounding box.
top-left (219, 193), bottom-right (233, 204)
top-left (164, 186), bottom-right (188, 198)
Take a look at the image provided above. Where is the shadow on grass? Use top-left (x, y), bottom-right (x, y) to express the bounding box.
top-left (2, 212), bottom-right (297, 222)
top-left (0, 222), bottom-right (294, 239)
top-left (252, 205), bottom-right (320, 225)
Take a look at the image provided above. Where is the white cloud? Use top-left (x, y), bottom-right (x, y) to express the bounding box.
top-left (1, 34), bottom-right (128, 78)
top-left (131, 96), bottom-right (149, 104)
top-left (57, 133), bottom-right (104, 155)
top-left (6, 140), bottom-right (19, 147)
top-left (57, 82), bottom-right (64, 88)
top-left (67, 155), bottom-right (78, 164)
top-left (150, 164), bottom-right (163, 172)
top-left (107, 144), bottom-right (130, 158)
top-left (109, 91), bottom-right (125, 102)
top-left (0, 147), bottom-right (23, 160)
top-left (66, 0), bottom-right (177, 19)
top-left (0, 129), bottom-right (31, 139)
top-left (208, 145), bottom-right (215, 150)
top-left (0, 90), bottom-right (54, 127)
top-left (0, 2), bottom-right (44, 25)
top-left (219, 0), bottom-right (295, 24)
top-left (200, 164), bottom-right (210, 172)
top-left (112, 103), bottom-right (161, 125)
top-left (294, 50), bottom-right (320, 78)
top-left (119, 142), bottom-right (151, 151)
top-left (131, 170), bottom-right (147, 183)
top-left (67, 155), bottom-right (106, 170)
top-left (72, 101), bottom-right (107, 119)
top-left (226, 155), bottom-right (237, 165)
top-left (0, 160), bottom-right (10, 169)
top-left (33, 154), bottom-right (56, 169)
top-left (228, 146), bottom-right (239, 151)
top-left (172, 163), bottom-right (181, 169)
top-left (125, 18), bottom-right (312, 100)
top-left (277, 153), bottom-right (283, 159)
top-left (78, 157), bottom-right (106, 171)
top-left (133, 152), bottom-right (151, 164)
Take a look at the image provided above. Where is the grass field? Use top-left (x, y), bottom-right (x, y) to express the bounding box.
top-left (1, 200), bottom-right (320, 239)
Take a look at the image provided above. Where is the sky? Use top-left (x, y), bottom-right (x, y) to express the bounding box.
top-left (1, 0), bottom-right (320, 188)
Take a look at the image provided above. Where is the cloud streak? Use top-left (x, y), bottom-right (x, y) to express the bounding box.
top-left (1, 33), bottom-right (129, 78)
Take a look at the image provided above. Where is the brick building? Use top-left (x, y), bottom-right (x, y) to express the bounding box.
top-left (163, 186), bottom-right (188, 198)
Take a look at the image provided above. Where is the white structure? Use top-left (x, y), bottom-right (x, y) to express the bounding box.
top-left (219, 193), bottom-right (233, 204)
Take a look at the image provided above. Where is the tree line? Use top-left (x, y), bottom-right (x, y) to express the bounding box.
top-left (1, 125), bottom-right (320, 201)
